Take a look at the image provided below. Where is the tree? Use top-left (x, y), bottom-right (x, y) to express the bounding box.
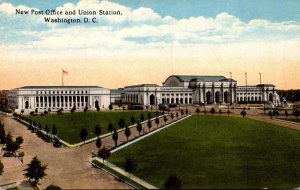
top-left (38, 123), bottom-right (43, 130)
top-left (155, 117), bottom-right (160, 128)
top-left (7, 141), bottom-right (20, 156)
top-left (0, 126), bottom-right (6, 144)
top-left (147, 119), bottom-right (152, 132)
top-left (16, 136), bottom-right (24, 145)
top-left (293, 109), bottom-right (299, 119)
top-left (273, 110), bottom-right (279, 118)
top-left (227, 110), bottom-right (230, 116)
top-left (83, 107), bottom-right (88, 112)
top-left (285, 110), bottom-right (288, 118)
top-left (97, 147), bottom-right (111, 162)
top-left (18, 151), bottom-right (25, 163)
top-left (196, 108), bottom-right (200, 114)
top-left (124, 127), bottom-right (131, 142)
top-left (124, 158), bottom-right (137, 176)
top-left (163, 115), bottom-right (168, 124)
top-left (45, 125), bottom-right (50, 134)
top-left (140, 113), bottom-right (145, 122)
top-left (118, 118), bottom-right (126, 131)
top-left (171, 113), bottom-right (174, 121)
top-left (268, 110), bottom-right (274, 119)
top-left (164, 175), bottom-right (182, 190)
top-left (109, 104), bottom-right (113, 111)
top-left (45, 184), bottom-right (62, 190)
top-left (80, 128), bottom-right (88, 143)
top-left (96, 137), bottom-right (102, 149)
top-left (70, 106), bottom-right (76, 113)
top-left (136, 122), bottom-right (142, 136)
top-left (130, 115), bottom-right (136, 126)
top-left (108, 123), bottom-right (114, 134)
top-left (112, 130), bottom-right (118, 147)
top-left (5, 133), bottom-right (12, 147)
top-left (0, 159), bottom-right (3, 175)
top-left (23, 156), bottom-right (47, 185)
top-left (147, 112), bottom-right (151, 119)
top-left (210, 107), bottom-right (215, 115)
top-left (52, 125), bottom-right (57, 137)
top-left (240, 110), bottom-right (247, 118)
top-left (94, 124), bottom-right (101, 137)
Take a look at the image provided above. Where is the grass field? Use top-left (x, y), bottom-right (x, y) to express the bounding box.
top-left (26, 111), bottom-right (158, 144)
top-left (109, 115), bottom-right (300, 189)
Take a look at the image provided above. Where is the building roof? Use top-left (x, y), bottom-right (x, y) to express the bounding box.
top-left (256, 84), bottom-right (275, 87)
top-left (167, 75), bottom-right (229, 82)
top-left (110, 88), bottom-right (124, 94)
top-left (17, 86), bottom-right (102, 89)
top-left (125, 84), bottom-right (159, 88)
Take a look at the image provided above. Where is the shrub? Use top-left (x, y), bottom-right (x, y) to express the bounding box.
top-left (164, 175), bottom-right (182, 190)
top-left (45, 185), bottom-right (62, 190)
top-left (240, 110), bottom-right (247, 118)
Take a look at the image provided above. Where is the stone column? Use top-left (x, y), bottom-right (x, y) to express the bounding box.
top-left (79, 96), bottom-right (82, 109)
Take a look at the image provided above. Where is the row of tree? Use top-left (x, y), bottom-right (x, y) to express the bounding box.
top-left (267, 109), bottom-right (300, 119)
top-left (0, 122), bottom-right (24, 175)
top-left (195, 107), bottom-right (231, 116)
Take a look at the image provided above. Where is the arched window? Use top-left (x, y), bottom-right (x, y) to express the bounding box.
top-left (224, 91), bottom-right (229, 103)
top-left (206, 91), bottom-right (212, 104)
top-left (25, 101), bottom-right (29, 109)
top-left (150, 94), bottom-right (155, 105)
top-left (215, 91), bottom-right (220, 103)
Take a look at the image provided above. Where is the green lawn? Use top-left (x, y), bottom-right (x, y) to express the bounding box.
top-left (26, 111), bottom-right (158, 144)
top-left (109, 115), bottom-right (300, 189)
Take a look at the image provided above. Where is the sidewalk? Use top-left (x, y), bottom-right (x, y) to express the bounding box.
top-left (91, 157), bottom-right (157, 189)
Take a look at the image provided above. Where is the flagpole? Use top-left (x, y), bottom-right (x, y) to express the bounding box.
top-left (62, 69), bottom-right (64, 86)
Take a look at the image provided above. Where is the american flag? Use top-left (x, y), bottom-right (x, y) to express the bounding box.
top-left (62, 69), bottom-right (68, 75)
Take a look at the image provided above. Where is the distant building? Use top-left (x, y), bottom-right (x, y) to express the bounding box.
top-left (110, 88), bottom-right (123, 104)
top-left (8, 86), bottom-right (110, 113)
top-left (122, 75), bottom-right (280, 106)
top-left (8, 75), bottom-right (281, 113)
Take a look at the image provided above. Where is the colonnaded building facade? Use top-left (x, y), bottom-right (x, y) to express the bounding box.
top-left (8, 75), bottom-right (281, 113)
top-left (8, 86), bottom-right (110, 113)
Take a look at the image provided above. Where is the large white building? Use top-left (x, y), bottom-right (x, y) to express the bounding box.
top-left (8, 86), bottom-right (110, 113)
top-left (122, 75), bottom-right (280, 106)
top-left (8, 75), bottom-right (281, 113)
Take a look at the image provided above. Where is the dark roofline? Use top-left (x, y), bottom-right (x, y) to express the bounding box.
top-left (163, 75), bottom-right (230, 83)
top-left (256, 84), bottom-right (275, 87)
top-left (125, 84), bottom-right (159, 88)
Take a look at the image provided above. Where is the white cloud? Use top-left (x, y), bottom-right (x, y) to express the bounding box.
top-left (0, 0), bottom-right (299, 59)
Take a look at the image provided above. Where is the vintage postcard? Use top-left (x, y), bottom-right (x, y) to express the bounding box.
top-left (0, 0), bottom-right (299, 189)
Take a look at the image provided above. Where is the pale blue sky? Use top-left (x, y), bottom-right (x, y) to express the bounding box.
top-left (5, 0), bottom-right (300, 22)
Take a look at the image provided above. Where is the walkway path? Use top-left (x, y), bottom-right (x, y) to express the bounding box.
top-left (91, 157), bottom-right (157, 189)
top-left (0, 112), bottom-right (184, 189)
